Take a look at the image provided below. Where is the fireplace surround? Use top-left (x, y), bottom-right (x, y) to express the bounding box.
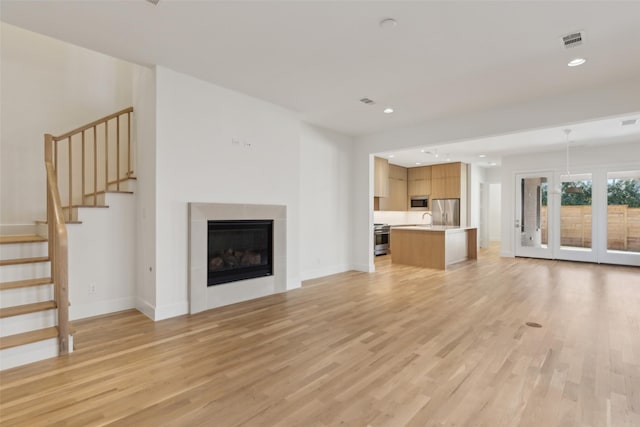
top-left (189, 203), bottom-right (286, 314)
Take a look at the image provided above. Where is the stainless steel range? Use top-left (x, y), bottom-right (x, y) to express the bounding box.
top-left (374, 223), bottom-right (390, 256)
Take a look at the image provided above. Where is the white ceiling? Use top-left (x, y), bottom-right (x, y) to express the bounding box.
top-left (380, 114), bottom-right (640, 168)
top-left (2, 1), bottom-right (640, 159)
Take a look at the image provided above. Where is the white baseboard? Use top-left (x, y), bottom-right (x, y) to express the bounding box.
top-left (351, 263), bottom-right (374, 273)
top-left (153, 301), bottom-right (189, 321)
top-left (70, 297), bottom-right (136, 321)
top-left (135, 297), bottom-right (156, 321)
top-left (286, 276), bottom-right (301, 290)
top-left (300, 264), bottom-right (352, 281)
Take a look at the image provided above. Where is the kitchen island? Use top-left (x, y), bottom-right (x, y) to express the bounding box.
top-left (390, 226), bottom-right (477, 270)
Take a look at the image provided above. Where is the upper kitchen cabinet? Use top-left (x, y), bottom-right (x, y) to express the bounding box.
top-left (380, 164), bottom-right (408, 211)
top-left (407, 166), bottom-right (431, 196)
top-left (374, 156), bottom-right (389, 197)
top-left (431, 162), bottom-right (467, 199)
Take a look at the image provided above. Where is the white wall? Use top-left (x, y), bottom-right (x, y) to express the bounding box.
top-left (131, 65), bottom-right (157, 318)
top-left (489, 183), bottom-right (502, 241)
top-left (353, 78), bottom-right (640, 272)
top-left (500, 140), bottom-right (640, 256)
top-left (68, 192), bottom-right (136, 320)
top-left (0, 23), bottom-right (134, 224)
top-left (469, 164), bottom-right (485, 229)
top-left (152, 67), bottom-right (302, 319)
top-left (299, 123), bottom-right (353, 280)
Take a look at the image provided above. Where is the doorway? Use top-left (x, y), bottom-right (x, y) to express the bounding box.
top-left (514, 169), bottom-right (640, 266)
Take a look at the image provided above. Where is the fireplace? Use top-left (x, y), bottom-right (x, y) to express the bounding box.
top-left (207, 220), bottom-right (273, 286)
top-left (189, 203), bottom-right (286, 314)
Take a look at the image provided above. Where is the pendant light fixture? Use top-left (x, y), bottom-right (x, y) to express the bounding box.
top-left (563, 129), bottom-right (583, 194)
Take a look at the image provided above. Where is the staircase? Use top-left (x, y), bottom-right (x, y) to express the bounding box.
top-left (0, 234), bottom-right (71, 369)
top-left (0, 107), bottom-right (134, 370)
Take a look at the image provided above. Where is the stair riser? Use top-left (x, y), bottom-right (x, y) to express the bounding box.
top-left (0, 310), bottom-right (57, 336)
top-left (0, 263), bottom-right (51, 282)
top-left (0, 242), bottom-right (48, 259)
top-left (0, 335), bottom-right (73, 371)
top-left (0, 284), bottom-right (54, 309)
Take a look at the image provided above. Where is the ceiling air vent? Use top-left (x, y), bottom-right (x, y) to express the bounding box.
top-left (562, 31), bottom-right (583, 48)
top-left (360, 97), bottom-right (376, 105)
top-left (621, 118), bottom-right (638, 126)
top-left (146, 0), bottom-right (160, 5)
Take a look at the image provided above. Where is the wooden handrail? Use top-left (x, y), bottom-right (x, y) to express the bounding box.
top-left (42, 107), bottom-right (133, 356)
top-left (44, 134), bottom-right (69, 355)
top-left (51, 107), bottom-right (133, 141)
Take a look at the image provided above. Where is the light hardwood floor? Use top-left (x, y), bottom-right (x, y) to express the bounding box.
top-left (1, 247), bottom-right (639, 426)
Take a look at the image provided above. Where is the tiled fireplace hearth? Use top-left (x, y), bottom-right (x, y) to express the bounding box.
top-left (189, 203), bottom-right (286, 314)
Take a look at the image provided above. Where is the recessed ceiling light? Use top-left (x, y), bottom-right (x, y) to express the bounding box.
top-left (568, 58), bottom-right (586, 67)
top-left (420, 149), bottom-right (426, 153)
top-left (415, 162), bottom-right (422, 165)
top-left (388, 154), bottom-right (395, 158)
top-left (379, 18), bottom-right (397, 29)
top-left (489, 162), bottom-right (497, 166)
top-left (478, 154), bottom-right (486, 158)
top-left (446, 158), bottom-right (451, 162)
top-left (383, 107), bottom-right (394, 114)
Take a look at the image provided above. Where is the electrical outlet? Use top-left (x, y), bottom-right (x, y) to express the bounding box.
top-left (89, 283), bottom-right (96, 294)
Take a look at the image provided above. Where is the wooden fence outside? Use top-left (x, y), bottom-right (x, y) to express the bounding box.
top-left (540, 205), bottom-right (640, 251)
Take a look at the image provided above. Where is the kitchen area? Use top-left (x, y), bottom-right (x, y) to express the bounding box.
top-left (373, 157), bottom-right (478, 270)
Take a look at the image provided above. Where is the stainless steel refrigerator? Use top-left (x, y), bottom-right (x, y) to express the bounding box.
top-left (431, 199), bottom-right (460, 226)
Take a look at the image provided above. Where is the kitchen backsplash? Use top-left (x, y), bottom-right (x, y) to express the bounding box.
top-left (374, 211), bottom-right (432, 226)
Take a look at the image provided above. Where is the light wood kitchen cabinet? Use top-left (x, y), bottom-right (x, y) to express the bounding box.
top-left (431, 162), bottom-right (466, 199)
top-left (374, 156), bottom-right (389, 198)
top-left (380, 164), bottom-right (407, 211)
top-left (407, 166), bottom-right (431, 196)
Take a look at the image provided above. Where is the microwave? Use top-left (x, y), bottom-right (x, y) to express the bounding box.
top-left (410, 196), bottom-right (429, 210)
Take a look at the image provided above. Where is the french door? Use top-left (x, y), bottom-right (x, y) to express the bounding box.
top-left (514, 173), bottom-right (554, 259)
top-left (515, 168), bottom-right (640, 266)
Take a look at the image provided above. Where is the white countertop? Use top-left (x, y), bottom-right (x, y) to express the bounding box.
top-left (391, 225), bottom-right (477, 232)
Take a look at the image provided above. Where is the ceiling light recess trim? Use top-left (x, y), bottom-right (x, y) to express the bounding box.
top-left (568, 58), bottom-right (586, 67)
top-left (379, 18), bottom-right (397, 29)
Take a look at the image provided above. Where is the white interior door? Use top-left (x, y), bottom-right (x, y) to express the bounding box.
top-left (514, 173), bottom-right (554, 259)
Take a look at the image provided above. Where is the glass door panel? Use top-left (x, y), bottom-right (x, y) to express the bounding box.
top-left (557, 173), bottom-right (595, 262)
top-left (515, 174), bottom-right (553, 259)
top-left (602, 171), bottom-right (640, 266)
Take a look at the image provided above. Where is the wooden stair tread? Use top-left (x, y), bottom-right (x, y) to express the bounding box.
top-left (0, 300), bottom-right (57, 318)
top-left (0, 327), bottom-right (59, 350)
top-left (63, 205), bottom-right (110, 209)
top-left (0, 256), bottom-right (49, 267)
top-left (84, 190), bottom-right (134, 196)
top-left (0, 277), bottom-right (52, 291)
top-left (0, 325), bottom-right (75, 350)
top-left (0, 235), bottom-right (47, 244)
top-left (35, 220), bottom-right (82, 225)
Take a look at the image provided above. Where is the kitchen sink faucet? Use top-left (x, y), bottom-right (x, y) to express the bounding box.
top-left (422, 211), bottom-right (433, 224)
